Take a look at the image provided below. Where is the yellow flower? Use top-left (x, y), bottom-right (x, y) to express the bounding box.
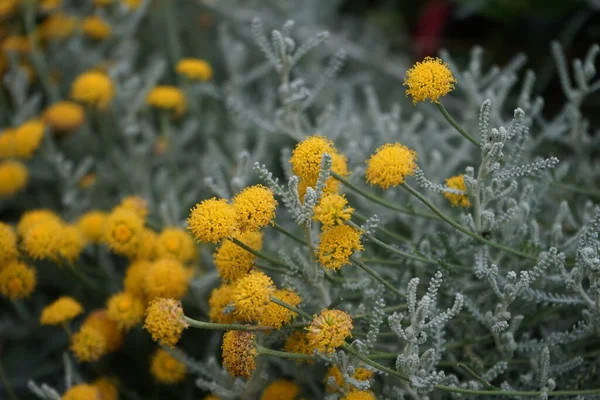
top-left (147, 86), bottom-right (186, 115)
top-left (62, 384), bottom-right (101, 400)
top-left (21, 218), bottom-right (63, 261)
top-left (307, 309), bottom-right (353, 354)
top-left (83, 310), bottom-right (125, 352)
top-left (0, 160), bottom-right (28, 196)
top-left (313, 193), bottom-right (353, 226)
top-left (144, 298), bottom-right (188, 347)
top-left (14, 119), bottom-right (45, 159)
top-left (404, 57), bottom-right (456, 104)
top-left (0, 222), bottom-right (18, 265)
top-left (232, 271), bottom-right (275, 322)
top-left (203, 397), bottom-right (220, 400)
top-left (444, 174), bottom-right (471, 207)
top-left (0, 261), bottom-right (36, 299)
top-left (135, 228), bottom-right (158, 261)
top-left (187, 198), bottom-right (237, 243)
top-left (214, 231), bottom-right (262, 282)
top-left (325, 365), bottom-right (373, 393)
top-left (221, 331), bottom-right (257, 378)
top-left (365, 143), bottom-right (417, 189)
top-left (82, 16), bottom-right (112, 40)
top-left (39, 13), bottom-right (78, 41)
top-left (122, 0), bottom-right (142, 9)
top-left (79, 173), bottom-right (96, 189)
top-left (232, 185), bottom-right (278, 232)
top-left (92, 378), bottom-right (118, 400)
top-left (104, 208), bottom-right (144, 258)
top-left (42, 101), bottom-right (85, 133)
top-left (94, 0), bottom-right (113, 6)
top-left (156, 227), bottom-right (197, 264)
top-left (0, 0), bottom-right (18, 19)
top-left (144, 258), bottom-right (190, 300)
top-left (260, 379), bottom-right (300, 400)
top-left (0, 129), bottom-right (16, 159)
top-left (77, 211), bottom-right (108, 243)
top-left (259, 289), bottom-right (302, 329)
top-left (40, 0), bottom-right (63, 13)
top-left (283, 331), bottom-right (313, 362)
top-left (1, 36), bottom-right (31, 55)
top-left (341, 390), bottom-right (376, 400)
top-left (150, 348), bottom-right (187, 384)
top-left (17, 209), bottom-right (62, 237)
top-left (290, 135), bottom-right (336, 182)
top-left (106, 291), bottom-right (145, 330)
top-left (58, 225), bottom-right (85, 263)
top-left (71, 324), bottom-right (107, 362)
top-left (317, 225), bottom-right (363, 270)
top-left (176, 58), bottom-right (213, 81)
top-left (71, 71), bottom-right (115, 108)
top-left (124, 260), bottom-right (151, 297)
top-left (40, 296), bottom-right (83, 325)
top-left (118, 195), bottom-right (148, 220)
top-left (208, 284), bottom-right (236, 324)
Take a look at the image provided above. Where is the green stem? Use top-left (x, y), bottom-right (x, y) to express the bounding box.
top-left (162, 0), bottom-right (183, 79)
top-left (270, 296), bottom-right (313, 320)
top-left (159, 111), bottom-right (178, 177)
top-left (436, 103), bottom-right (480, 148)
top-left (0, 361), bottom-right (18, 400)
top-left (550, 181), bottom-right (600, 200)
top-left (271, 223), bottom-right (307, 245)
top-left (65, 263), bottom-right (97, 289)
top-left (228, 237), bottom-right (288, 268)
top-left (351, 257), bottom-right (405, 298)
top-left (256, 345), bottom-right (315, 361)
top-left (353, 211), bottom-right (411, 242)
top-left (457, 363), bottom-right (500, 390)
top-left (183, 316), bottom-right (272, 331)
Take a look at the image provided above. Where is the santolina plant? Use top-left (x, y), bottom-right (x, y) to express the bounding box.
top-left (1, 1), bottom-right (600, 399)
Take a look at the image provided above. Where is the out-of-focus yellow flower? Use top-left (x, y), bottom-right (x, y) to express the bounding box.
top-left (259, 289), bottom-right (301, 330)
top-left (62, 384), bottom-right (101, 400)
top-left (118, 195), bottom-right (148, 220)
top-left (0, 222), bottom-right (18, 265)
top-left (147, 85), bottom-right (186, 115)
top-left (71, 70), bottom-right (115, 108)
top-left (0, 128), bottom-right (16, 159)
top-left (232, 185), bottom-right (278, 232)
top-left (313, 193), bottom-right (353, 226)
top-left (0, 0), bottom-right (19, 20)
top-left (77, 211), bottom-right (107, 243)
top-left (444, 174), bottom-right (471, 207)
top-left (79, 173), bottom-right (96, 189)
top-left (150, 348), bottom-right (187, 384)
top-left (40, 296), bottom-right (83, 325)
top-left (365, 143), bottom-right (417, 189)
top-left (155, 227), bottom-right (197, 264)
top-left (122, 0), bottom-right (142, 9)
top-left (106, 291), bottom-right (145, 330)
top-left (13, 120), bottom-right (45, 159)
top-left (2, 36), bottom-right (31, 55)
top-left (82, 16), bottom-right (112, 40)
top-left (123, 260), bottom-right (150, 298)
top-left (283, 331), bottom-right (313, 363)
top-left (94, 0), bottom-right (113, 6)
top-left (42, 101), bottom-right (85, 133)
top-left (144, 298), bottom-right (188, 347)
top-left (58, 225), bottom-right (85, 263)
top-left (317, 225), bottom-right (363, 270)
top-left (187, 198), bottom-right (237, 243)
top-left (176, 58), bottom-right (212, 81)
top-left (134, 228), bottom-right (157, 261)
top-left (0, 261), bottom-right (36, 299)
top-left (221, 331), bottom-right (257, 378)
top-left (38, 13), bottom-right (78, 41)
top-left (104, 208), bottom-right (144, 258)
top-left (0, 160), bottom-right (28, 196)
top-left (71, 324), bottom-right (107, 362)
top-left (21, 218), bottom-right (63, 261)
top-left (260, 379), bottom-right (300, 400)
top-left (404, 57), bottom-right (456, 104)
top-left (144, 258), bottom-right (190, 300)
top-left (341, 390), bottom-right (376, 400)
top-left (325, 364), bottom-right (374, 393)
top-left (214, 231), bottom-right (262, 282)
top-left (307, 309), bottom-right (353, 354)
top-left (39, 0), bottom-right (63, 13)
top-left (233, 271), bottom-right (275, 322)
top-left (83, 310), bottom-right (125, 352)
top-left (17, 209), bottom-right (62, 237)
top-left (208, 284), bottom-right (235, 324)
top-left (92, 378), bottom-right (118, 400)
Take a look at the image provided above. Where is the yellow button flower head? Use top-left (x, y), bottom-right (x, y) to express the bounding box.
top-left (40, 296), bottom-right (83, 325)
top-left (284, 331), bottom-right (313, 362)
top-left (92, 378), bottom-right (118, 400)
top-left (214, 230), bottom-right (262, 282)
top-left (42, 101), bottom-right (85, 133)
top-left (444, 174), bottom-right (471, 207)
top-left (94, 0), bottom-right (112, 6)
top-left (147, 86), bottom-right (186, 115)
top-left (62, 384), bottom-right (101, 400)
top-left (150, 348), bottom-right (187, 384)
top-left (124, 260), bottom-right (150, 297)
top-left (58, 225), bottom-right (85, 263)
top-left (156, 227), bottom-right (197, 264)
top-left (22, 218), bottom-right (63, 261)
top-left (232, 271), bottom-right (275, 322)
top-left (187, 198), bottom-right (237, 243)
top-left (260, 379), bottom-right (300, 400)
top-left (71, 324), bottom-right (107, 362)
top-left (0, 222), bottom-right (18, 265)
top-left (145, 258), bottom-right (190, 300)
top-left (135, 228), bottom-right (158, 261)
top-left (104, 208), bottom-right (144, 258)
top-left (118, 195), bottom-right (148, 220)
top-left (83, 310), bottom-right (125, 352)
top-left (0, 129), bottom-right (16, 159)
top-left (325, 365), bottom-right (374, 393)
top-left (144, 298), bottom-right (188, 347)
top-left (1, 36), bottom-right (31, 55)
top-left (39, 13), bottom-right (78, 41)
top-left (82, 16), bottom-right (112, 41)
top-left (307, 309), bottom-right (353, 354)
top-left (176, 58), bottom-right (213, 81)
top-left (0, 160), bottom-right (28, 196)
top-left (317, 225), bottom-right (363, 271)
top-left (341, 390), bottom-right (376, 400)
top-left (17, 209), bottom-right (62, 237)
top-left (0, 261), bottom-right (36, 299)
top-left (221, 331), bottom-right (257, 378)
top-left (313, 193), bottom-right (354, 226)
top-left (71, 71), bottom-right (115, 108)
top-left (404, 56), bottom-right (456, 104)
top-left (365, 143), bottom-right (417, 189)
top-left (208, 284), bottom-right (236, 324)
top-left (232, 185), bottom-right (278, 232)
top-left (0, 0), bottom-right (18, 19)
top-left (14, 119), bottom-right (45, 159)
top-left (40, 0), bottom-right (63, 13)
top-left (106, 291), bottom-right (145, 330)
top-left (259, 289), bottom-right (302, 329)
top-left (77, 211), bottom-right (107, 243)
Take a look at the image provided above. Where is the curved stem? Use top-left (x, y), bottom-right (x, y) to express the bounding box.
top-left (436, 103), bottom-right (480, 148)
top-left (353, 211), bottom-right (411, 243)
top-left (228, 237), bottom-right (289, 268)
top-left (351, 257), bottom-right (405, 298)
top-left (269, 296), bottom-right (313, 320)
top-left (183, 316), bottom-right (272, 331)
top-left (271, 223), bottom-right (307, 245)
top-left (256, 345), bottom-right (315, 361)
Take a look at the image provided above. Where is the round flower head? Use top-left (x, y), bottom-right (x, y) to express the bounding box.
top-left (290, 135), bottom-right (336, 182)
top-left (147, 86), bottom-right (186, 115)
top-left (83, 310), bottom-right (125, 352)
top-left (0, 222), bottom-right (18, 265)
top-left (92, 378), bottom-right (118, 400)
top-left (14, 119), bottom-right (45, 159)
top-left (284, 331), bottom-right (314, 363)
top-left (106, 291), bottom-right (145, 330)
top-left (317, 225), bottom-right (363, 270)
top-left (0, 129), bottom-right (17, 158)
top-left (145, 258), bottom-right (191, 300)
top-left (187, 198), bottom-right (237, 243)
top-left (57, 225), bottom-right (85, 263)
top-left (365, 143), bottom-right (417, 189)
top-left (39, 13), bottom-right (78, 41)
top-left (62, 384), bottom-right (101, 400)
top-left (150, 348), bottom-right (187, 384)
top-left (42, 101), bottom-right (85, 133)
top-left (444, 174), bottom-right (471, 207)
top-left (307, 309), bottom-right (353, 354)
top-left (1, 36), bottom-right (30, 55)
top-left (144, 298), bottom-right (188, 347)
top-left (233, 271), bottom-right (275, 322)
top-left (82, 16), bottom-right (112, 40)
top-left (17, 209), bottom-right (62, 237)
top-left (260, 289), bottom-right (302, 329)
top-left (124, 260), bottom-right (151, 297)
top-left (156, 227), bottom-right (197, 264)
top-left (232, 185), bottom-right (278, 232)
top-left (313, 193), bottom-right (354, 226)
top-left (404, 57), bottom-right (456, 104)
top-left (341, 390), bottom-right (376, 400)
top-left (0, 160), bottom-right (28, 196)
top-left (0, 0), bottom-right (18, 19)
top-left (208, 284), bottom-right (236, 324)
top-left (176, 58), bottom-right (213, 81)
top-left (71, 324), bottom-right (107, 362)
top-left (118, 195), bottom-right (148, 220)
top-left (135, 228), bottom-right (158, 261)
top-left (40, 296), bottom-right (83, 325)
top-left (0, 261), bottom-right (36, 299)
top-left (77, 211), bottom-right (107, 243)
top-left (214, 231), bottom-right (262, 282)
top-left (325, 365), bottom-right (373, 393)
top-left (71, 71), bottom-right (115, 108)
top-left (22, 218), bottom-right (63, 261)
top-left (260, 379), bottom-right (300, 400)
top-left (40, 0), bottom-right (62, 12)
top-left (221, 331), bottom-right (257, 378)
top-left (104, 208), bottom-right (144, 258)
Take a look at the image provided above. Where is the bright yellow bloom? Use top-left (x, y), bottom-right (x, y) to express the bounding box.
top-left (444, 174), bottom-right (471, 207)
top-left (0, 222), bottom-right (18, 265)
top-left (40, 296), bottom-right (83, 325)
top-left (82, 16), bottom-right (112, 40)
top-left (1, 36), bottom-right (31, 55)
top-left (259, 289), bottom-right (302, 329)
top-left (104, 208), bottom-right (144, 258)
top-left (404, 57), bottom-right (456, 104)
top-left (17, 209), bottom-right (62, 237)
top-left (147, 86), bottom-right (186, 115)
top-left (106, 291), bottom-right (145, 330)
top-left (307, 309), bottom-right (353, 354)
top-left (290, 135), bottom-right (336, 182)
top-left (233, 271), bottom-right (275, 322)
top-left (0, 261), bottom-right (36, 299)
top-left (92, 378), bottom-right (118, 400)
top-left (22, 218), bottom-right (63, 261)
top-left (150, 348), bottom-right (187, 384)
top-left (176, 58), bottom-right (213, 81)
top-left (0, 0), bottom-right (18, 19)
top-left (187, 198), bottom-right (237, 243)
top-left (341, 390), bottom-right (376, 400)
top-left (232, 185), bottom-right (278, 232)
top-left (365, 143), bottom-right (417, 189)
top-left (71, 71), bottom-right (115, 108)
top-left (0, 160), bottom-right (28, 196)
top-left (156, 227), bottom-right (197, 264)
top-left (40, 0), bottom-right (63, 12)
top-left (118, 195), bottom-right (148, 220)
top-left (62, 384), bottom-right (101, 400)
top-left (260, 379), bottom-right (300, 400)
top-left (71, 325), bottom-right (107, 362)
top-left (203, 396), bottom-right (220, 400)
top-left (13, 120), bottom-right (45, 159)
top-left (124, 260), bottom-right (151, 297)
top-left (208, 284), bottom-right (236, 324)
top-left (221, 331), bottom-right (257, 378)
top-left (83, 310), bottom-right (125, 352)
top-left (42, 101), bottom-right (85, 133)
top-left (283, 331), bottom-right (313, 362)
top-left (135, 228), bottom-right (158, 261)
top-left (214, 231), bottom-right (262, 282)
top-left (0, 129), bottom-right (16, 159)
top-left (144, 298), bottom-right (188, 347)
top-left (77, 211), bottom-right (107, 243)
top-left (314, 193), bottom-right (353, 226)
top-left (317, 225), bottom-right (363, 270)
top-left (145, 258), bottom-right (190, 300)
top-left (39, 13), bottom-right (78, 41)
top-left (325, 365), bottom-right (374, 393)
top-left (58, 225), bottom-right (85, 263)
